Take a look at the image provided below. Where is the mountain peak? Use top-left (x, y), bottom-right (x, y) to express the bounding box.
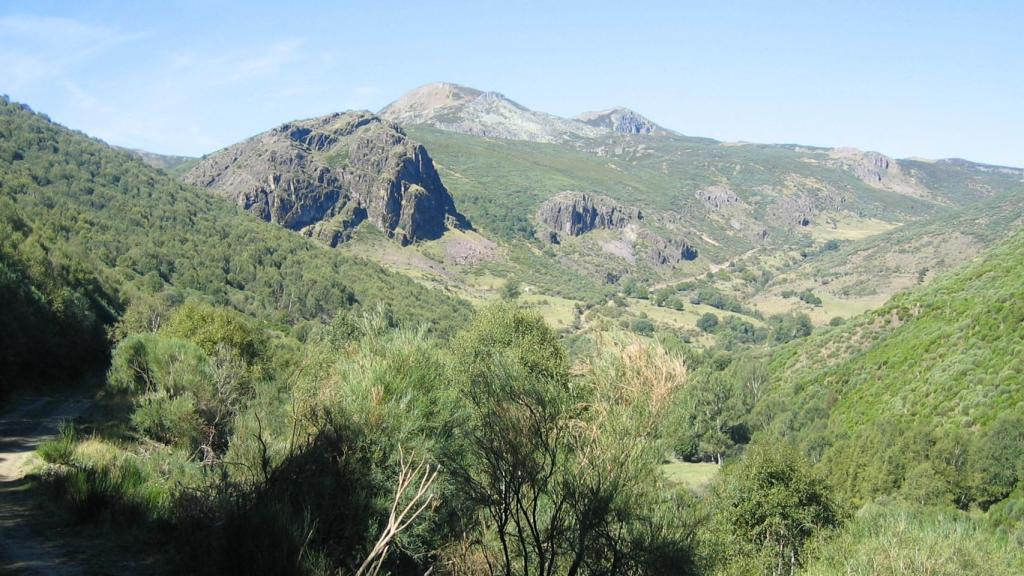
top-left (574, 107), bottom-right (668, 135)
top-left (379, 82), bottom-right (483, 122)
top-left (380, 82), bottom-right (604, 143)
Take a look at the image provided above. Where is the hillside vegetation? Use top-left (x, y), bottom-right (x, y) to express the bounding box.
top-left (759, 226), bottom-right (1024, 507)
top-left (0, 97), bottom-right (469, 392)
top-left (4, 86), bottom-right (1024, 576)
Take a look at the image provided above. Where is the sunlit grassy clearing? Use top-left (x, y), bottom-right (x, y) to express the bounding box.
top-left (661, 459), bottom-right (719, 491)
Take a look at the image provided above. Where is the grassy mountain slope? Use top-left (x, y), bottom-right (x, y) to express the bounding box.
top-left (760, 225), bottom-right (1024, 502)
top-left (400, 122), bottom-right (1022, 336)
top-left (750, 190), bottom-right (1024, 322)
top-left (0, 97), bottom-right (470, 387)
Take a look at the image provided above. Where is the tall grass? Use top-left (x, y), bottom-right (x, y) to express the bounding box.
top-left (801, 503), bottom-right (1024, 575)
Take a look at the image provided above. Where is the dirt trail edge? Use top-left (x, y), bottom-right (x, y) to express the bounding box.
top-left (0, 394), bottom-right (90, 576)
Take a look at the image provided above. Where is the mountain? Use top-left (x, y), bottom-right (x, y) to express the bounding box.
top-left (0, 96), bottom-right (470, 387)
top-left (166, 82), bottom-right (1024, 342)
top-left (382, 84), bottom-right (1022, 331)
top-left (183, 111), bottom-right (467, 246)
top-left (379, 82), bottom-right (605, 143)
top-left (574, 107), bottom-right (669, 135)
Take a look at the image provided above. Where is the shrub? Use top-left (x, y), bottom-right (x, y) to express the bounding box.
top-left (697, 312), bottom-right (719, 332)
top-left (798, 289), bottom-right (823, 306)
top-left (131, 391), bottom-right (203, 448)
top-left (38, 420), bottom-right (77, 465)
top-left (632, 317), bottom-right (656, 336)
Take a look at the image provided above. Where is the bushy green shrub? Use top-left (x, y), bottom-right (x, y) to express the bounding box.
top-left (697, 312), bottom-right (719, 332)
top-left (131, 391), bottom-right (203, 448)
top-left (37, 420), bottom-right (78, 465)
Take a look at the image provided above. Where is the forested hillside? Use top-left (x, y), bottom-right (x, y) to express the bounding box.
top-left (759, 226), bottom-right (1024, 508)
top-left (0, 97), bottom-right (470, 392)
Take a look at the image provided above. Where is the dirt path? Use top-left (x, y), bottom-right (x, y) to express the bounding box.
top-left (0, 392), bottom-right (167, 576)
top-left (0, 395), bottom-right (90, 482)
top-left (0, 394), bottom-right (91, 576)
top-left (0, 390), bottom-right (116, 576)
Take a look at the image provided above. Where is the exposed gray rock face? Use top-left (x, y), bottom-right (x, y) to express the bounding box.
top-left (184, 112), bottom-right (466, 245)
top-left (639, 230), bottom-right (698, 265)
top-left (850, 150), bottom-right (894, 184)
top-left (827, 147), bottom-right (930, 199)
top-left (769, 195), bottom-right (817, 228)
top-left (380, 82), bottom-right (606, 143)
top-left (695, 185), bottom-right (743, 210)
top-left (574, 108), bottom-right (668, 135)
top-left (535, 192), bottom-right (641, 239)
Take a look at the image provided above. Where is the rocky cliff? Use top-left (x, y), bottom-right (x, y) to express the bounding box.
top-left (639, 230), bottom-right (699, 265)
top-left (184, 112), bottom-right (465, 245)
top-left (574, 108), bottom-right (668, 135)
top-left (535, 192), bottom-right (642, 240)
top-left (828, 148), bottom-right (931, 200)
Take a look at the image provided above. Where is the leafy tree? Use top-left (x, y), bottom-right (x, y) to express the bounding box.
top-left (798, 289), bottom-right (823, 306)
top-left (709, 443), bottom-right (842, 575)
top-left (971, 413), bottom-right (1024, 508)
top-left (500, 278), bottom-right (522, 300)
top-left (767, 312), bottom-right (813, 344)
top-left (697, 312), bottom-right (719, 333)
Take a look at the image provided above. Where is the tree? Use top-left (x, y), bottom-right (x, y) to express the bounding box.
top-left (971, 413), bottom-right (1024, 507)
top-left (500, 278), bottom-right (522, 300)
top-left (449, 306), bottom-right (693, 575)
top-left (696, 312), bottom-right (719, 333)
top-left (711, 443), bottom-right (842, 576)
top-left (676, 369), bottom-right (741, 464)
top-left (768, 312), bottom-right (813, 344)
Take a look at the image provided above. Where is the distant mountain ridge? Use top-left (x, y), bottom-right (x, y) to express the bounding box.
top-left (118, 147), bottom-right (195, 172)
top-left (379, 82), bottom-right (606, 143)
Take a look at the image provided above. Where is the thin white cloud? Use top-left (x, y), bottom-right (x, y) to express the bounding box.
top-left (49, 38), bottom-right (314, 155)
top-left (168, 38), bottom-right (305, 87)
top-left (0, 15), bottom-right (147, 91)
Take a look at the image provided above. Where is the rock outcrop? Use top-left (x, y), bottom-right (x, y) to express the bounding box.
top-left (695, 184), bottom-right (743, 210)
top-left (574, 108), bottom-right (668, 135)
top-left (535, 192), bottom-right (641, 240)
top-left (828, 148), bottom-right (931, 200)
top-left (639, 230), bottom-right (698, 265)
top-left (380, 82), bottom-right (606, 143)
top-left (184, 112), bottom-right (466, 245)
top-left (768, 195), bottom-right (817, 228)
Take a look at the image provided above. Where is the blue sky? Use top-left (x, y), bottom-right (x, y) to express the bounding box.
top-left (1, 1), bottom-right (1021, 166)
